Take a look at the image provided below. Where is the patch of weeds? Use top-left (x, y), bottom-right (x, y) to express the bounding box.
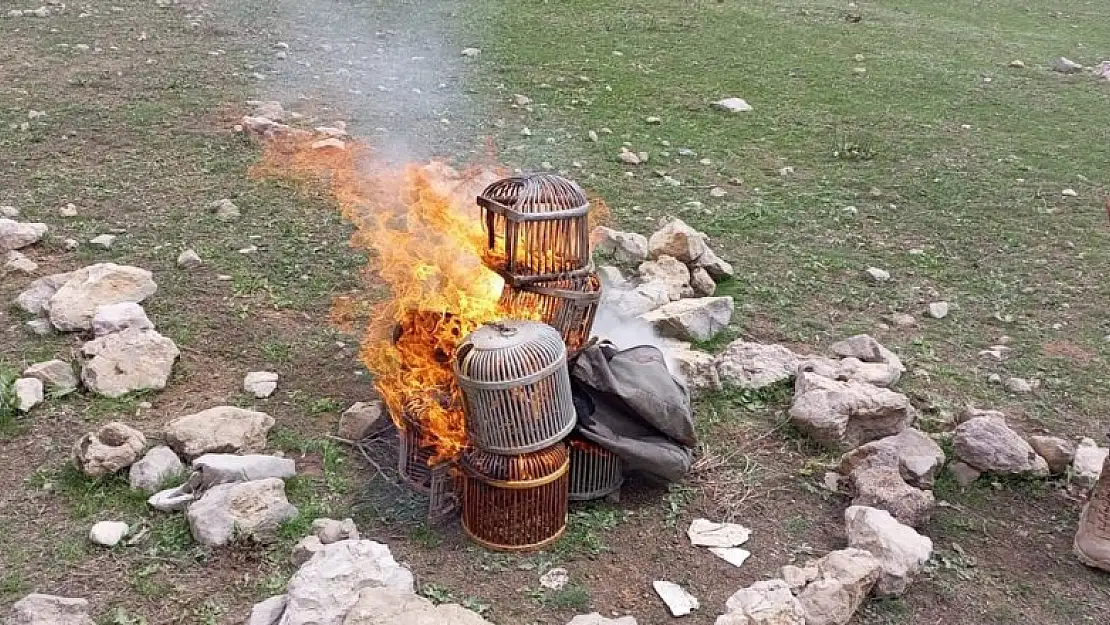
top-left (102, 607), bottom-right (149, 625)
top-left (53, 464), bottom-right (150, 519)
top-left (663, 483), bottom-right (697, 528)
top-left (861, 597), bottom-right (910, 623)
top-left (54, 536), bottom-right (89, 565)
top-left (410, 524), bottom-right (442, 549)
top-left (84, 391), bottom-right (153, 420)
top-left (191, 599), bottom-right (226, 625)
top-left (460, 596), bottom-right (492, 618)
top-left (255, 570), bottom-right (289, 596)
top-left (533, 583), bottom-right (590, 610)
top-left (310, 397), bottom-right (343, 415)
top-left (0, 364), bottom-right (20, 435)
top-left (261, 340), bottom-right (293, 364)
top-left (270, 429), bottom-right (349, 493)
top-left (832, 130), bottom-right (877, 161)
top-left (783, 514), bottom-right (810, 535)
top-left (128, 562), bottom-right (170, 598)
top-left (0, 569), bottom-right (26, 600)
top-left (420, 583), bottom-right (455, 604)
top-left (551, 504), bottom-right (627, 556)
top-left (697, 382), bottom-right (792, 428)
top-left (149, 515), bottom-right (197, 557)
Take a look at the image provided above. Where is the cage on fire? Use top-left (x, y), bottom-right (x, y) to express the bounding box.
top-left (498, 273), bottom-right (601, 354)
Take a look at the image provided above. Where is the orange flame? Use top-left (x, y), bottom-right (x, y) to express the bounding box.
top-left (253, 134), bottom-right (512, 463)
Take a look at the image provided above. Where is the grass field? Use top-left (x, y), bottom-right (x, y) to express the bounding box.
top-left (1, 0), bottom-right (1108, 623)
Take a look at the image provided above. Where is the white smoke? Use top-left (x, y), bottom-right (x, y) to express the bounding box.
top-left (590, 292), bottom-right (686, 384)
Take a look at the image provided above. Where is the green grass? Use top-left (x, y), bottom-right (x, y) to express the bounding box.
top-left (51, 464), bottom-right (151, 520)
top-left (0, 364), bottom-right (20, 436)
top-left (550, 504), bottom-right (628, 557)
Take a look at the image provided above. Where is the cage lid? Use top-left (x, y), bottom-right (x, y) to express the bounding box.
top-left (454, 320), bottom-right (567, 386)
top-left (479, 173), bottom-right (588, 216)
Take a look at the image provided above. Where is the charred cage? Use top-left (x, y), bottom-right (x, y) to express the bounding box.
top-left (498, 273), bottom-right (601, 354)
top-left (567, 435), bottom-right (624, 501)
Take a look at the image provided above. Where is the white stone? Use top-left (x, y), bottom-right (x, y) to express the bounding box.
top-left (927, 302), bottom-right (949, 319)
top-left (713, 97), bottom-right (752, 113)
top-left (337, 401), bottom-right (385, 441)
top-left (591, 226), bottom-right (649, 263)
top-left (692, 247), bottom-right (734, 279)
top-left (619, 149), bottom-right (641, 165)
top-left (790, 372), bottom-right (915, 451)
top-left (1072, 438), bottom-right (1108, 488)
top-left (192, 453), bottom-right (296, 488)
top-left (291, 535), bottom-right (325, 567)
top-left (247, 100), bottom-right (286, 121)
top-left (641, 296), bottom-right (734, 342)
top-left (461, 47), bottom-right (481, 57)
top-left (89, 521), bottom-right (129, 547)
top-left (342, 586), bottom-right (494, 625)
top-left (210, 198), bottom-right (241, 221)
top-left (8, 594), bottom-right (95, 625)
top-left (1051, 56), bottom-right (1082, 73)
top-left (13, 271), bottom-right (73, 316)
top-left (63, 238), bottom-right (79, 251)
top-left (177, 249), bottom-right (202, 269)
top-left (26, 318), bottom-right (53, 335)
top-left (1028, 435), bottom-right (1075, 475)
top-left (148, 484), bottom-right (194, 512)
top-left (844, 506), bottom-right (932, 597)
top-left (652, 581), bottom-right (698, 617)
top-left (312, 517), bottom-right (360, 544)
top-left (1004, 377), bottom-right (1036, 394)
top-left (248, 595), bottom-right (288, 625)
top-left (0, 205), bottom-right (18, 218)
top-left (953, 415), bottom-right (1049, 476)
top-left (23, 359), bottom-right (77, 394)
top-left (604, 282), bottom-right (672, 316)
top-left (89, 234), bottom-right (116, 249)
top-left (889, 313), bottom-right (916, 327)
top-left (715, 341), bottom-right (799, 389)
top-left (14, 377), bottom-right (44, 412)
top-left (568, 614), bottom-right (638, 625)
top-left (311, 138), bottom-right (345, 150)
top-left (597, 265), bottom-right (626, 289)
top-left (689, 266), bottom-right (716, 296)
top-left (164, 406), bottom-right (275, 459)
top-left (540, 567), bottom-right (569, 590)
top-left (781, 565), bottom-right (819, 592)
top-left (0, 218), bottom-right (48, 251)
top-left (638, 255), bottom-right (693, 301)
top-left (72, 422), bottom-right (147, 478)
top-left (839, 428), bottom-right (946, 488)
top-left (865, 267), bottom-right (890, 282)
top-left (797, 549), bottom-right (881, 625)
top-left (186, 478), bottom-right (298, 546)
top-left (709, 547), bottom-right (751, 568)
top-left (1008, 60), bottom-right (1025, 68)
top-left (48, 263), bottom-right (157, 332)
top-left (717, 579), bottom-right (805, 625)
top-left (129, 445), bottom-right (184, 492)
top-left (279, 540), bottom-right (415, 625)
top-left (91, 302), bottom-right (154, 336)
top-left (60, 203), bottom-right (79, 217)
top-left (688, 518), bottom-right (751, 547)
top-left (5, 250), bottom-right (37, 273)
top-left (81, 328), bottom-right (179, 398)
top-left (513, 94), bottom-right (533, 106)
top-left (244, 371), bottom-right (279, 398)
top-left (660, 340), bottom-right (721, 395)
top-left (647, 218), bottom-right (708, 263)
top-left (1061, 188), bottom-right (1078, 197)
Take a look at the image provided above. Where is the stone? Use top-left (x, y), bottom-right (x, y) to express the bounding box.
top-left (798, 352), bottom-right (905, 388)
top-left (25, 318), bottom-right (53, 336)
top-left (7, 594), bottom-right (95, 625)
top-left (839, 429), bottom-right (945, 488)
top-left (337, 401), bottom-right (386, 441)
top-left (798, 548), bottom-right (881, 625)
top-left (781, 565), bottom-right (818, 592)
top-left (715, 579), bottom-right (805, 625)
top-left (647, 218), bottom-right (709, 262)
top-left (948, 461), bottom-right (981, 488)
top-left (652, 581), bottom-right (698, 617)
top-left (291, 535), bottom-right (325, 567)
top-left (89, 521), bottom-right (129, 547)
top-left (715, 341), bottom-right (799, 389)
top-left (342, 586), bottom-right (494, 625)
top-left (279, 539), bottom-right (414, 625)
top-left (889, 313), bottom-right (916, 328)
top-left (709, 547), bottom-right (751, 568)
top-left (192, 453), bottom-right (295, 488)
top-left (312, 138), bottom-right (346, 151)
top-left (312, 517), bottom-right (360, 544)
top-left (461, 47), bottom-right (481, 57)
top-left (953, 415), bottom-right (1049, 476)
top-left (591, 227), bottom-right (649, 263)
top-left (597, 265), bottom-right (626, 288)
top-left (89, 234), bottom-right (116, 249)
top-left (638, 255), bottom-right (693, 300)
top-left (13, 378), bottom-right (43, 413)
top-left (789, 372), bottom-right (915, 451)
top-left (641, 296), bottom-right (734, 342)
top-left (1004, 377), bottom-right (1036, 394)
top-left (5, 250), bottom-right (37, 273)
top-left (81, 328), bottom-right (179, 398)
top-left (1051, 56), bottom-right (1083, 73)
top-left (865, 267), bottom-right (890, 282)
top-left (540, 567), bottom-right (569, 590)
top-left (177, 249), bottom-right (202, 269)
top-left (63, 239), bottom-right (79, 251)
top-left (22, 360), bottom-right (77, 395)
top-left (927, 302), bottom-right (949, 319)
top-left (568, 614), bottom-right (638, 625)
top-left (72, 422), bottom-right (146, 478)
top-left (829, 335), bottom-right (900, 366)
top-left (248, 100), bottom-right (285, 121)
top-left (845, 456), bottom-right (935, 528)
top-left (604, 281), bottom-right (672, 316)
top-left (1009, 60), bottom-right (1025, 68)
top-left (91, 302), bottom-right (154, 336)
top-left (1028, 435), bottom-right (1076, 475)
top-left (13, 271), bottom-right (74, 316)
top-left (660, 340), bottom-right (722, 395)
top-left (248, 595), bottom-right (288, 625)
top-left (0, 218), bottom-right (48, 251)
top-left (48, 263), bottom-right (157, 332)
top-left (128, 445), bottom-right (184, 492)
top-left (210, 198), bottom-right (241, 221)
top-left (60, 203), bottom-right (79, 218)
top-left (844, 506), bottom-right (932, 597)
top-left (688, 518), bottom-right (752, 547)
top-left (164, 406), bottom-right (275, 459)
top-left (0, 205), bottom-right (18, 218)
top-left (689, 265), bottom-right (717, 297)
top-left (186, 478), bottom-right (298, 546)
top-left (618, 149), bottom-right (641, 165)
top-left (148, 484), bottom-right (195, 511)
top-left (693, 248), bottom-right (735, 280)
top-left (713, 97), bottom-right (752, 113)
top-left (245, 371), bottom-right (280, 398)
top-left (1072, 438), bottom-right (1108, 489)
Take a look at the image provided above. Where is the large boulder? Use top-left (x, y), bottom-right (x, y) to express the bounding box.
top-left (789, 372), bottom-right (915, 451)
top-left (693, 247), bottom-right (734, 280)
top-left (48, 263), bottom-right (157, 332)
top-left (80, 328), bottom-right (179, 398)
top-left (279, 539), bottom-right (415, 625)
top-left (952, 416), bottom-right (1049, 476)
top-left (603, 282), bottom-right (672, 316)
top-left (844, 453), bottom-right (935, 528)
top-left (797, 548), bottom-right (882, 625)
top-left (838, 429), bottom-right (946, 488)
top-left (13, 271), bottom-right (74, 316)
top-left (1028, 436), bottom-right (1076, 476)
top-left (185, 478), bottom-right (298, 546)
top-left (637, 255), bottom-right (693, 301)
top-left (6, 594), bottom-right (94, 625)
top-left (22, 359), bottom-right (78, 395)
top-left (714, 579), bottom-right (805, 625)
top-left (0, 219), bottom-right (48, 251)
top-left (91, 302), bottom-right (154, 337)
top-left (715, 341), bottom-right (800, 389)
top-left (72, 422), bottom-right (147, 478)
top-left (164, 406), bottom-right (275, 459)
top-left (591, 227), bottom-right (649, 263)
top-left (641, 296), bottom-right (734, 342)
top-left (128, 445), bottom-right (185, 493)
top-left (648, 218), bottom-right (708, 263)
top-left (844, 506), bottom-right (932, 597)
top-left (342, 586), bottom-right (494, 625)
top-left (660, 340), bottom-right (722, 395)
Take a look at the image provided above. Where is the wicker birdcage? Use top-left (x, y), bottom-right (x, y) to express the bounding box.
top-left (498, 273), bottom-right (602, 353)
top-left (454, 320), bottom-right (576, 455)
top-left (395, 404), bottom-right (459, 516)
top-left (567, 435), bottom-right (623, 501)
top-left (477, 173), bottom-right (592, 285)
top-left (460, 444), bottom-right (569, 551)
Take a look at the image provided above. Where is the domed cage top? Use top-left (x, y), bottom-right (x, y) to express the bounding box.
top-left (498, 273), bottom-right (602, 355)
top-left (454, 320), bottom-right (577, 455)
top-left (477, 173), bottom-right (592, 285)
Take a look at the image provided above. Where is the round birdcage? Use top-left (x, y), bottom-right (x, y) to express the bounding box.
top-left (477, 173), bottom-right (592, 285)
top-left (498, 273), bottom-right (602, 354)
top-left (454, 320), bottom-right (576, 455)
top-left (567, 435), bottom-right (623, 501)
top-left (460, 444), bottom-right (569, 551)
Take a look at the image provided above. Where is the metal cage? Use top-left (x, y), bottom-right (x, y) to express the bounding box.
top-left (454, 321), bottom-right (576, 455)
top-left (477, 174), bottom-right (592, 285)
top-left (567, 436), bottom-right (623, 501)
top-left (460, 444), bottom-right (569, 551)
top-left (498, 273), bottom-right (602, 354)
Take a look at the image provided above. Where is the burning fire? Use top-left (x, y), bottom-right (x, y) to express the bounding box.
top-left (253, 135), bottom-right (516, 463)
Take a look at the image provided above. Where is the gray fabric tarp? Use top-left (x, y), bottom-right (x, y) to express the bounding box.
top-left (570, 342), bottom-right (696, 482)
